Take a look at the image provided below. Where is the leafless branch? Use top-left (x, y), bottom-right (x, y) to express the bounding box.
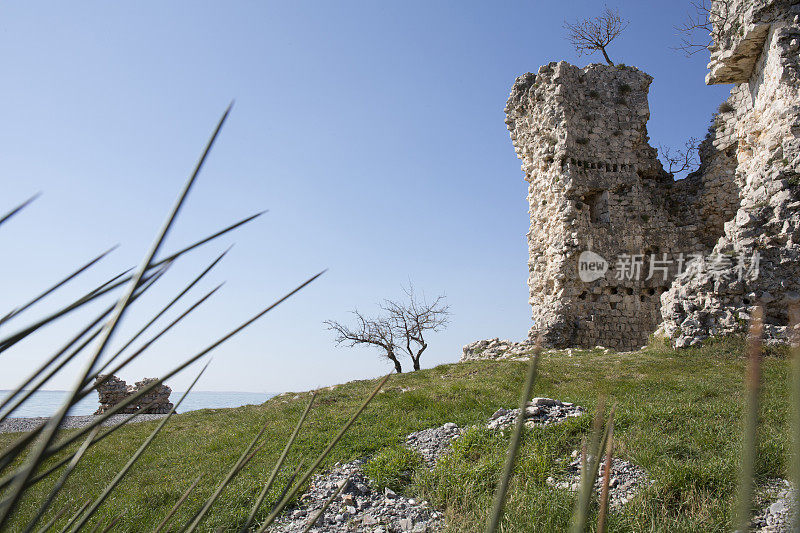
top-left (381, 284), bottom-right (449, 372)
top-left (324, 310), bottom-right (403, 373)
top-left (564, 6), bottom-right (629, 66)
top-left (674, 0), bottom-right (734, 56)
top-left (325, 284), bottom-right (449, 372)
top-left (658, 137), bottom-right (700, 177)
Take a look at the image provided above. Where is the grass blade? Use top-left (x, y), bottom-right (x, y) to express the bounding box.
top-left (89, 248), bottom-right (230, 381)
top-left (0, 105), bottom-right (232, 528)
top-left (0, 246), bottom-right (117, 328)
top-left (0, 193), bottom-right (40, 228)
top-left (24, 269), bottom-right (322, 468)
top-left (302, 474), bottom-right (351, 533)
top-left (485, 342), bottom-right (541, 533)
top-left (67, 363), bottom-right (210, 532)
top-left (95, 513), bottom-right (123, 533)
top-left (255, 373), bottom-right (391, 532)
top-left (571, 397), bottom-right (609, 533)
top-left (270, 462), bottom-right (304, 515)
top-left (184, 415), bottom-right (275, 532)
top-left (1, 268), bottom-right (166, 422)
top-left (151, 211), bottom-right (264, 269)
top-left (12, 400), bottom-right (162, 493)
top-left (33, 500), bottom-right (69, 533)
top-left (0, 263), bottom-right (167, 356)
top-left (0, 270), bottom-right (166, 473)
top-left (56, 499), bottom-right (90, 533)
top-left (1, 268), bottom-right (321, 509)
top-left (80, 283), bottom-right (224, 400)
top-left (153, 474), bottom-right (203, 533)
top-left (240, 393), bottom-right (317, 532)
top-left (22, 427), bottom-right (101, 533)
top-left (597, 411), bottom-right (615, 533)
top-left (0, 323), bottom-right (104, 423)
top-left (735, 305), bottom-right (763, 532)
top-left (0, 209), bottom-right (261, 355)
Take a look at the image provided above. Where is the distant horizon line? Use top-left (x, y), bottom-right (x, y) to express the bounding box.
top-left (0, 389), bottom-right (279, 395)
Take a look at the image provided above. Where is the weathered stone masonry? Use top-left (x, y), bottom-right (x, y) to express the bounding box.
top-left (506, 0), bottom-right (800, 350)
top-left (94, 375), bottom-right (173, 415)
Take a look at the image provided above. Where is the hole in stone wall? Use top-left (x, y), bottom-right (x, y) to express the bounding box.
top-left (579, 291), bottom-right (588, 300)
top-left (647, 288), bottom-right (656, 296)
top-left (585, 190), bottom-right (610, 224)
top-left (625, 288), bottom-right (634, 295)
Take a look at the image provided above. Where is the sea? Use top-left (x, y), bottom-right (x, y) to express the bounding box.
top-left (0, 390), bottom-right (276, 418)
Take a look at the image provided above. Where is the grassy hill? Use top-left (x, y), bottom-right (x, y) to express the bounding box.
top-left (1, 337), bottom-right (793, 532)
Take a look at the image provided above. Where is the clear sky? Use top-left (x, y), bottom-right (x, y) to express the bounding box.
top-left (0, 1), bottom-right (732, 393)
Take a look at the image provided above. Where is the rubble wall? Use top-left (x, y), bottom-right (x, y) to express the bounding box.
top-left (660, 0), bottom-right (800, 346)
top-left (506, 62), bottom-right (719, 350)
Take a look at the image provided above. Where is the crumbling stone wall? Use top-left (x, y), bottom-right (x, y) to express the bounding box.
top-left (505, 63), bottom-right (726, 350)
top-left (94, 375), bottom-right (174, 415)
top-left (507, 0), bottom-right (800, 350)
top-left (660, 0), bottom-right (800, 346)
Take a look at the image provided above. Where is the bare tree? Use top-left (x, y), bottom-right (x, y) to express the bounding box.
top-left (658, 137), bottom-right (700, 177)
top-left (325, 286), bottom-right (449, 372)
top-left (674, 0), bottom-right (734, 56)
top-left (564, 7), bottom-right (629, 66)
top-left (381, 286), bottom-right (450, 371)
top-left (325, 310), bottom-right (403, 373)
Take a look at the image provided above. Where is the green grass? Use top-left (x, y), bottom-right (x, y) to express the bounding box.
top-left (363, 446), bottom-right (424, 494)
top-left (1, 336), bottom-right (792, 531)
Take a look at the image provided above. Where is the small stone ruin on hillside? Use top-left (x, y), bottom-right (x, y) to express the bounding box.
top-left (94, 374), bottom-right (174, 415)
top-left (505, 0), bottom-right (800, 350)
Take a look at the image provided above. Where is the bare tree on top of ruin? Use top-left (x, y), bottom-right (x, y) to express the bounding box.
top-left (674, 0), bottom-right (734, 56)
top-left (658, 137), bottom-right (700, 177)
top-left (325, 285), bottom-right (449, 373)
top-left (564, 6), bottom-right (629, 66)
top-left (381, 286), bottom-right (450, 371)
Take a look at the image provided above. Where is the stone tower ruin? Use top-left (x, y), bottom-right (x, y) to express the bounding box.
top-left (506, 0), bottom-right (800, 350)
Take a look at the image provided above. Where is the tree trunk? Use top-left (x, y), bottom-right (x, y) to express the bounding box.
top-left (389, 355), bottom-right (403, 373)
top-left (412, 344), bottom-right (426, 371)
top-left (600, 47), bottom-right (614, 65)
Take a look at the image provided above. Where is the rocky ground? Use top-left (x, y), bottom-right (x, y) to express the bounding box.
top-left (547, 452), bottom-right (650, 509)
top-left (272, 397), bottom-right (655, 532)
top-left (460, 338), bottom-right (629, 363)
top-left (752, 479), bottom-right (796, 532)
top-left (460, 338), bottom-right (534, 362)
top-left (271, 460), bottom-right (444, 533)
top-left (0, 413), bottom-right (169, 434)
top-left (404, 423), bottom-right (462, 467)
top-left (486, 397), bottom-right (584, 430)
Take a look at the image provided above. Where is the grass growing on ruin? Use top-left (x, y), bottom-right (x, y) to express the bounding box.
top-left (0, 337), bottom-right (792, 531)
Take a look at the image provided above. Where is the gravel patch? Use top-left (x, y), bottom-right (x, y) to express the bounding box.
top-left (547, 452), bottom-right (650, 508)
top-left (752, 478), bottom-right (796, 532)
top-left (486, 397), bottom-right (584, 430)
top-left (460, 338), bottom-right (535, 362)
top-left (271, 460), bottom-right (443, 533)
top-left (0, 414), bottom-right (169, 434)
top-left (405, 423), bottom-right (463, 467)
top-left (404, 398), bottom-right (584, 468)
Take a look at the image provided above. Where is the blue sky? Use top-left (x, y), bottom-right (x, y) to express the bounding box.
top-left (0, 1), bottom-right (731, 393)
